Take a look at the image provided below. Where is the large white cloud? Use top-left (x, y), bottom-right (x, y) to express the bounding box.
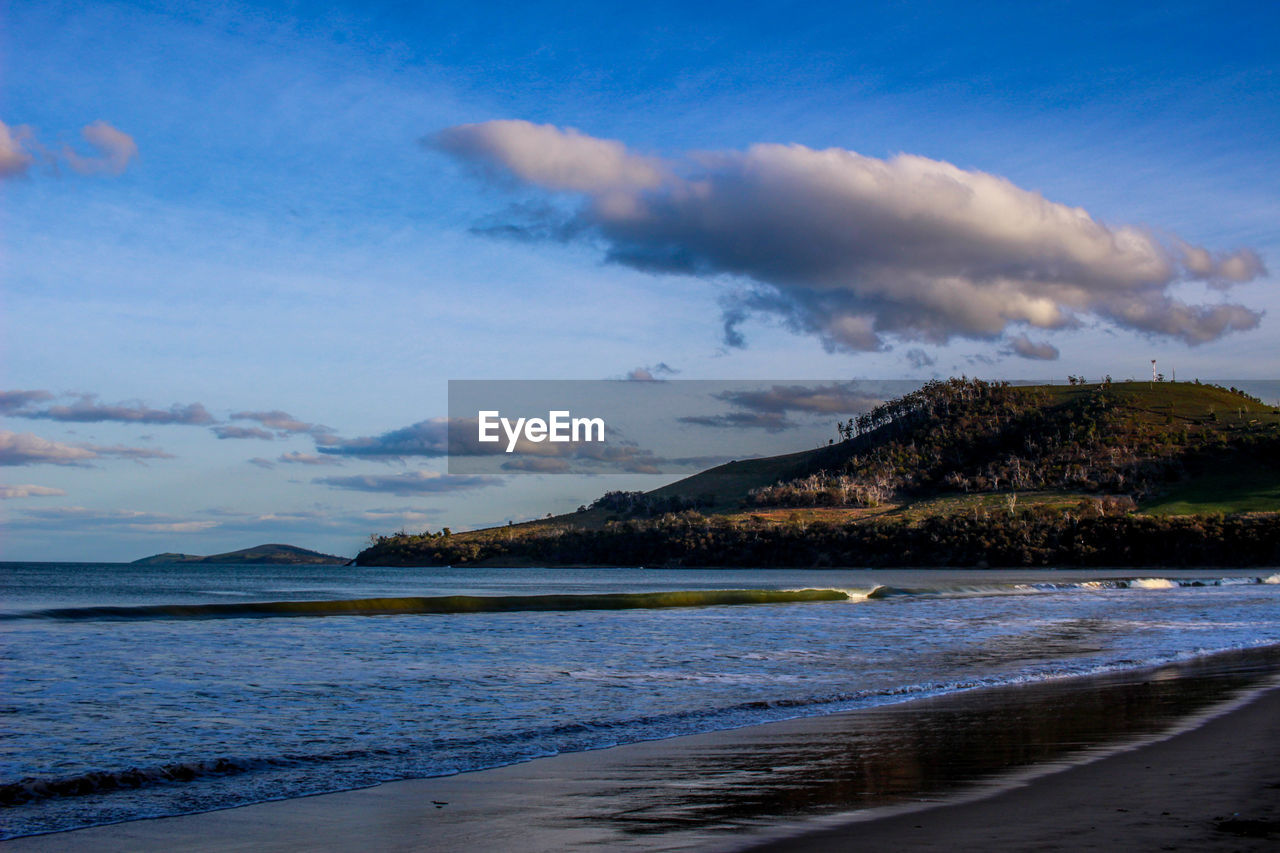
top-left (432, 120), bottom-right (1266, 351)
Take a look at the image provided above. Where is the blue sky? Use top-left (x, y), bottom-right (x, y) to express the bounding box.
top-left (2, 0), bottom-right (1277, 560)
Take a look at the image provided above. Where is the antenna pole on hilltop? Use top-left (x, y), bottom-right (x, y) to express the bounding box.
top-left (1151, 359), bottom-right (1157, 382)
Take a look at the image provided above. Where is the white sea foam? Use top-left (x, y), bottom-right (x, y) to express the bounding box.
top-left (1129, 577), bottom-right (1178, 590)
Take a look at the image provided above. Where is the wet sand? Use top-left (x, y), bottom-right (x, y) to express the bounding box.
top-left (747, 683), bottom-right (1280, 852)
top-left (4, 647), bottom-right (1278, 852)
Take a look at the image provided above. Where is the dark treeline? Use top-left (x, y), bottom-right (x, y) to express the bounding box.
top-left (585, 490), bottom-right (714, 518)
top-left (358, 509), bottom-right (1280, 568)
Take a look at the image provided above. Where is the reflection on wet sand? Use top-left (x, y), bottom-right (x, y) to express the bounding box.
top-left (567, 645), bottom-right (1280, 845)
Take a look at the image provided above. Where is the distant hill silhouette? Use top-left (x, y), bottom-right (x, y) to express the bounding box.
top-left (133, 543), bottom-right (348, 565)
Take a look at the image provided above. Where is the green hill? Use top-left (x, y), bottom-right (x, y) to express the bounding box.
top-left (650, 379), bottom-right (1278, 510)
top-left (356, 380), bottom-right (1280, 568)
top-left (133, 543), bottom-right (349, 565)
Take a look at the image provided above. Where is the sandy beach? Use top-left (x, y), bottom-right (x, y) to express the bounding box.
top-left (749, 682), bottom-right (1280, 852)
top-left (4, 647), bottom-right (1278, 852)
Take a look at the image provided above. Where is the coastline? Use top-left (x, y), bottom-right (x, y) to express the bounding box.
top-left (746, 679), bottom-right (1280, 852)
top-left (4, 645), bottom-right (1278, 851)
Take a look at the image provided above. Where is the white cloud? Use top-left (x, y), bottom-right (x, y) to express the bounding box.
top-left (0, 119), bottom-right (137, 179)
top-left (277, 451), bottom-right (342, 466)
top-left (0, 432), bottom-right (99, 466)
top-left (431, 120), bottom-right (666, 192)
top-left (316, 470), bottom-right (502, 495)
top-left (13, 506), bottom-right (209, 531)
top-left (0, 430), bottom-right (173, 466)
top-left (231, 410), bottom-right (332, 436)
top-left (0, 121), bottom-right (35, 177)
top-left (18, 395), bottom-right (214, 425)
top-left (436, 121), bottom-right (1266, 351)
top-left (0, 484), bottom-right (67, 499)
top-left (214, 425), bottom-right (276, 440)
top-left (129, 521), bottom-right (219, 533)
top-left (64, 120), bottom-right (138, 176)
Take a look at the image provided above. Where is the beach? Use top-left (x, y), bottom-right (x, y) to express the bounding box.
top-left (5, 646), bottom-right (1278, 851)
top-left (751, 679), bottom-right (1280, 852)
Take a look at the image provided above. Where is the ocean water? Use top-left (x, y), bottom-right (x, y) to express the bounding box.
top-left (1, 563), bottom-right (1278, 839)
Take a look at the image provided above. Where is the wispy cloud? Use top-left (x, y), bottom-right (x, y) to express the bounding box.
top-left (500, 457), bottom-right (572, 473)
top-left (276, 451), bottom-right (342, 466)
top-left (321, 416), bottom-right (727, 474)
top-left (432, 120), bottom-right (666, 192)
top-left (0, 431), bottom-right (174, 466)
top-left (315, 470), bottom-right (502, 495)
top-left (13, 394), bottom-right (214, 425)
top-left (714, 383), bottom-right (883, 415)
top-left (0, 483), bottom-right (67, 499)
top-left (678, 382), bottom-right (884, 433)
top-left (625, 362), bottom-right (679, 382)
top-left (316, 418), bottom-right (450, 458)
top-left (0, 119), bottom-right (137, 179)
top-left (905, 348), bottom-right (937, 369)
top-left (0, 121), bottom-right (36, 177)
top-left (231, 410), bottom-right (333, 438)
top-left (4, 503), bottom-right (441, 544)
top-left (0, 389), bottom-right (55, 414)
top-left (63, 120), bottom-right (138, 176)
top-left (434, 120), bottom-right (1266, 353)
top-left (12, 506), bottom-right (213, 531)
top-left (213, 425), bottom-right (276, 440)
top-left (678, 411), bottom-right (793, 432)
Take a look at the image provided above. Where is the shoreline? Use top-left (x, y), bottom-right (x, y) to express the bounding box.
top-left (744, 679), bottom-right (1280, 852)
top-left (4, 645), bottom-right (1279, 851)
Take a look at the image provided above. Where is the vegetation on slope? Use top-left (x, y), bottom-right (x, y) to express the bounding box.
top-left (357, 379), bottom-right (1280, 568)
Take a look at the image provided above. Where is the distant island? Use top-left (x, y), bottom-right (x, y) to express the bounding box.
top-left (357, 379), bottom-right (1280, 568)
top-left (133, 543), bottom-right (349, 566)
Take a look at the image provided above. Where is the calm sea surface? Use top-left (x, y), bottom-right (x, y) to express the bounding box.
top-left (2, 562), bottom-right (1278, 838)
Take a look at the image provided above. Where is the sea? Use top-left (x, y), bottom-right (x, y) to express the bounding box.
top-left (2, 562), bottom-right (1279, 840)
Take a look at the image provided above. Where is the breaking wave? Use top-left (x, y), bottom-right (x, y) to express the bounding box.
top-left (4, 588), bottom-right (849, 622)
top-left (5, 576), bottom-right (1274, 623)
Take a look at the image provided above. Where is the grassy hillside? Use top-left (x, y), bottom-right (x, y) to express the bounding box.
top-left (357, 380), bottom-right (1280, 567)
top-left (1141, 455), bottom-right (1280, 515)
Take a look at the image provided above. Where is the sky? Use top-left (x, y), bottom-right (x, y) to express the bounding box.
top-left (2, 0), bottom-right (1277, 561)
